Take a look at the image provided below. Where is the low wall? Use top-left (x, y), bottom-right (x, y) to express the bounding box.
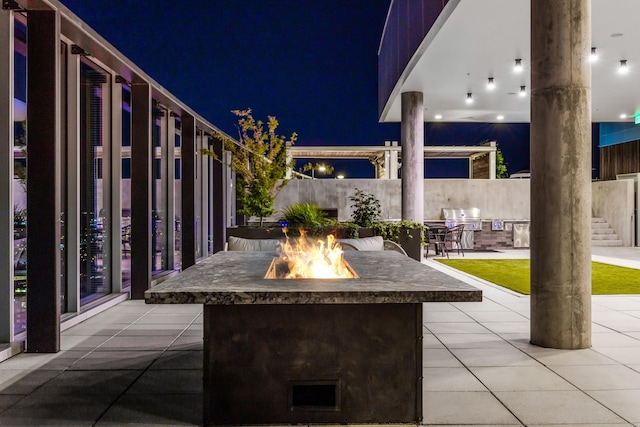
top-left (592, 180), bottom-right (635, 246)
top-left (275, 179), bottom-right (531, 222)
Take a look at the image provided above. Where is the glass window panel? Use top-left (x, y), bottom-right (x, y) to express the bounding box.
top-left (79, 58), bottom-right (110, 305)
top-left (13, 15), bottom-right (27, 335)
top-left (151, 108), bottom-right (167, 273)
top-left (121, 86), bottom-right (131, 286)
top-left (174, 124), bottom-right (181, 270)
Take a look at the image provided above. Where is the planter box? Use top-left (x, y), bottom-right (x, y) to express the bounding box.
top-left (398, 227), bottom-right (424, 262)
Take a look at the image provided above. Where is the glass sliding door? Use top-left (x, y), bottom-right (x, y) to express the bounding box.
top-left (151, 105), bottom-right (168, 273)
top-left (13, 14), bottom-right (27, 335)
top-left (174, 117), bottom-right (181, 271)
top-left (79, 58), bottom-right (110, 305)
top-left (121, 86), bottom-right (131, 286)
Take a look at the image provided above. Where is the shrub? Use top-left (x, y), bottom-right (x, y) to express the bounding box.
top-left (349, 188), bottom-right (381, 227)
top-left (280, 203), bottom-right (329, 234)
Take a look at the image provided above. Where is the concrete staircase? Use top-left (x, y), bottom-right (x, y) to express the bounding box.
top-left (592, 218), bottom-right (623, 247)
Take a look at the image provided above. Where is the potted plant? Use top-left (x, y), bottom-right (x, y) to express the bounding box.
top-left (202, 109), bottom-right (298, 227)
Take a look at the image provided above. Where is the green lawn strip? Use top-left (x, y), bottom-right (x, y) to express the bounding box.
top-left (436, 259), bottom-right (640, 295)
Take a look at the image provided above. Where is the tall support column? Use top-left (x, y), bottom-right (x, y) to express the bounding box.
top-left (530, 0), bottom-right (592, 349)
top-left (212, 137), bottom-right (226, 253)
top-left (401, 92), bottom-right (424, 223)
top-left (181, 115), bottom-right (196, 269)
top-left (110, 77), bottom-right (123, 292)
top-left (390, 141), bottom-right (399, 179)
top-left (0, 10), bottom-right (15, 342)
top-left (130, 79), bottom-right (151, 299)
top-left (26, 10), bottom-right (61, 352)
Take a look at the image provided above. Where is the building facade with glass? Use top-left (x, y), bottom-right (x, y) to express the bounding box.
top-left (0, 0), bottom-right (234, 356)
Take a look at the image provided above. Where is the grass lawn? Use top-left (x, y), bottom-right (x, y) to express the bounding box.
top-left (436, 259), bottom-right (640, 295)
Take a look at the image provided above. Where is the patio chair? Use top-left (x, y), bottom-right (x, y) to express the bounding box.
top-left (449, 224), bottom-right (466, 256)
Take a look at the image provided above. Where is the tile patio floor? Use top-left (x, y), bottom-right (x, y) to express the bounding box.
top-left (0, 247), bottom-right (638, 426)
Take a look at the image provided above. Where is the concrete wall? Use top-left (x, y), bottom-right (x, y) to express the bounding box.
top-left (274, 179), bottom-right (531, 222)
top-left (592, 180), bottom-right (635, 246)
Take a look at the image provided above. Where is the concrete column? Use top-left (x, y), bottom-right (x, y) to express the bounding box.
top-left (390, 141), bottom-right (399, 179)
top-left (130, 79), bottom-right (151, 300)
top-left (530, 0), bottom-right (592, 349)
top-left (401, 92), bottom-right (424, 223)
top-left (26, 10), bottom-right (62, 352)
top-left (181, 115), bottom-right (196, 269)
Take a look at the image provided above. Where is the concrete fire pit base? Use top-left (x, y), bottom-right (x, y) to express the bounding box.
top-left (204, 303), bottom-right (422, 425)
top-left (145, 251), bottom-right (482, 426)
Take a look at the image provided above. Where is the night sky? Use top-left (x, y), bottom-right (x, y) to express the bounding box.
top-left (57, 0), bottom-right (542, 178)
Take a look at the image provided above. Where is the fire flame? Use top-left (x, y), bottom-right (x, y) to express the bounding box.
top-left (269, 230), bottom-right (356, 279)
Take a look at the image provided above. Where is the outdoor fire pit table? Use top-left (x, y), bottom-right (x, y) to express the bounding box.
top-left (145, 250), bottom-right (481, 425)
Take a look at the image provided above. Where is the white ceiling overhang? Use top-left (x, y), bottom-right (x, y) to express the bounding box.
top-left (380, 0), bottom-right (640, 124)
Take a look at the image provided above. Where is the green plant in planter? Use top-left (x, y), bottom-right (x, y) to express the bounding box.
top-left (349, 188), bottom-right (381, 227)
top-left (371, 220), bottom-right (427, 245)
top-left (280, 203), bottom-right (330, 235)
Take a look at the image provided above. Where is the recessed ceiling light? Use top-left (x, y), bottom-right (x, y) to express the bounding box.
top-left (619, 60), bottom-right (629, 74)
top-left (620, 113), bottom-right (627, 119)
top-left (497, 115), bottom-right (504, 120)
top-left (434, 114), bottom-right (443, 120)
top-left (519, 85), bottom-right (527, 97)
top-left (589, 47), bottom-right (598, 62)
top-left (466, 93), bottom-right (473, 104)
top-left (514, 58), bottom-right (523, 73)
top-left (487, 77), bottom-right (495, 90)
top-left (610, 33), bottom-right (623, 38)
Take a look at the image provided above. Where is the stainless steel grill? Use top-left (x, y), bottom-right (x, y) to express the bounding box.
top-left (441, 208), bottom-right (481, 249)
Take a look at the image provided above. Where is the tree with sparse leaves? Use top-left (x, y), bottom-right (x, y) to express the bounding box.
top-left (202, 109), bottom-right (297, 227)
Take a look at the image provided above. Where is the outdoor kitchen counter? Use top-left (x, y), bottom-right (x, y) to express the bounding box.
top-left (144, 250), bottom-right (482, 305)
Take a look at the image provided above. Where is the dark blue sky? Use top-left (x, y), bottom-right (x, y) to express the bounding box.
top-left (58, 1), bottom-right (397, 144)
top-left (58, 0), bottom-right (540, 177)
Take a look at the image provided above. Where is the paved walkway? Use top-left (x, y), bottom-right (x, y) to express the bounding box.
top-left (0, 247), bottom-right (638, 426)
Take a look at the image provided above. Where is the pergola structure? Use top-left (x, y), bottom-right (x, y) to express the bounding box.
top-left (289, 141), bottom-right (497, 179)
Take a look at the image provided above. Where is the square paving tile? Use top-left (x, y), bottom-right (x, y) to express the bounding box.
top-left (32, 370), bottom-right (141, 396)
top-left (423, 367), bottom-right (487, 391)
top-left (126, 369), bottom-right (202, 394)
top-left (150, 350), bottom-right (203, 370)
top-left (96, 392), bottom-right (201, 426)
top-left (423, 391), bottom-right (520, 425)
top-left (425, 322), bottom-right (491, 334)
top-left (68, 351), bottom-right (162, 370)
top-left (0, 392), bottom-right (114, 426)
top-left (587, 390), bottom-right (640, 423)
top-left (423, 348), bottom-right (463, 368)
top-left (450, 347), bottom-right (539, 367)
top-left (550, 365), bottom-right (640, 390)
top-left (435, 333), bottom-right (512, 349)
top-left (495, 390), bottom-right (626, 425)
top-left (470, 366), bottom-right (576, 391)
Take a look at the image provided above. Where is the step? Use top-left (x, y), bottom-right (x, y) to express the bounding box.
top-left (592, 222), bottom-right (612, 230)
top-left (592, 218), bottom-right (607, 223)
top-left (592, 234), bottom-right (620, 240)
top-left (592, 228), bottom-right (615, 235)
top-left (592, 239), bottom-right (623, 247)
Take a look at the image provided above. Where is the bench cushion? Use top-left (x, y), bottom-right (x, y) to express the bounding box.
top-left (227, 236), bottom-right (282, 251)
top-left (336, 236), bottom-right (384, 251)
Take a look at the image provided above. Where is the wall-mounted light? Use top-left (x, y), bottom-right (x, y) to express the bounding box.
top-left (336, 174), bottom-right (345, 179)
top-left (619, 59), bottom-right (629, 74)
top-left (466, 92), bottom-right (473, 104)
top-left (514, 58), bottom-right (523, 73)
top-left (589, 47), bottom-right (598, 62)
top-left (434, 114), bottom-right (443, 120)
top-left (497, 115), bottom-right (504, 121)
top-left (487, 77), bottom-right (495, 90)
top-left (519, 85), bottom-right (527, 97)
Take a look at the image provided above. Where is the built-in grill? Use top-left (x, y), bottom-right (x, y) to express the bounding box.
top-left (441, 208), bottom-right (481, 249)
